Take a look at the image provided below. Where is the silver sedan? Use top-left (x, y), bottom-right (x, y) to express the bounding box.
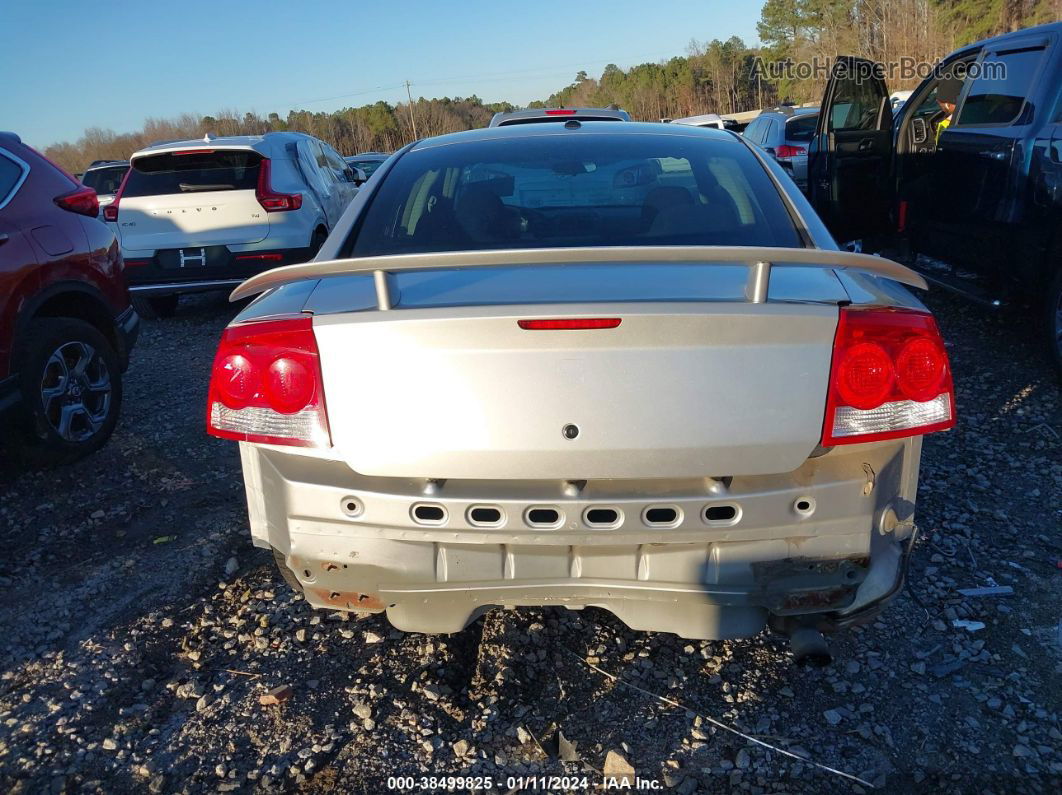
top-left (206, 121), bottom-right (955, 660)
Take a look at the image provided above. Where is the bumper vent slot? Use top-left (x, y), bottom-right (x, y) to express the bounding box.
top-left (583, 507), bottom-right (622, 528)
top-left (525, 507), bottom-right (562, 528)
top-left (643, 505), bottom-right (680, 526)
top-left (411, 503), bottom-right (447, 525)
top-left (467, 505), bottom-right (504, 527)
top-left (703, 503), bottom-right (741, 526)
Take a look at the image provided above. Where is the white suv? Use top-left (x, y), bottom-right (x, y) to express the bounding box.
top-left (105, 132), bottom-right (363, 317)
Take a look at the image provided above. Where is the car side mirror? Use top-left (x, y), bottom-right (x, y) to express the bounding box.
top-left (351, 167), bottom-right (368, 186)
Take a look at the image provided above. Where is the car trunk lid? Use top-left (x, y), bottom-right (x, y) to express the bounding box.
top-left (309, 264), bottom-right (843, 479)
top-left (117, 148), bottom-right (269, 250)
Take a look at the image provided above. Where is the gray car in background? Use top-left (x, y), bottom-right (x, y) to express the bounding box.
top-left (345, 152), bottom-right (389, 179)
top-left (79, 159), bottom-right (128, 218)
top-left (742, 107), bottom-right (818, 191)
top-left (489, 107), bottom-right (630, 126)
top-left (206, 122), bottom-right (955, 659)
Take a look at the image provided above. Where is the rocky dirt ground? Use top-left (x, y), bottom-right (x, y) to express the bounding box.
top-left (0, 289), bottom-right (1059, 794)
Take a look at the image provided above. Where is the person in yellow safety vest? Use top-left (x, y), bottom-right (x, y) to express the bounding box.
top-left (934, 75), bottom-right (963, 145)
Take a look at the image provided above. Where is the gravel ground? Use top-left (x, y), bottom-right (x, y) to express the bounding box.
top-left (0, 288), bottom-right (1059, 794)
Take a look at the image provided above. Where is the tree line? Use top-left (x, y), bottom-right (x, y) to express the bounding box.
top-left (44, 0), bottom-right (1059, 174)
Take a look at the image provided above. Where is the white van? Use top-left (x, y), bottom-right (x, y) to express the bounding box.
top-left (105, 132), bottom-right (365, 317)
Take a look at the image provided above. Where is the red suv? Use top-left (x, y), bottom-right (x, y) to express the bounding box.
top-left (0, 132), bottom-right (139, 465)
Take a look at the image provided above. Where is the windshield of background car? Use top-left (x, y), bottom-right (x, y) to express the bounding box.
top-left (123, 150), bottom-right (262, 197)
top-left (785, 114), bottom-right (818, 142)
top-left (82, 166), bottom-right (127, 195)
top-left (348, 159), bottom-right (384, 176)
top-left (350, 132), bottom-right (800, 255)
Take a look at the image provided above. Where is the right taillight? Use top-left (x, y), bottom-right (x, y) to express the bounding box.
top-left (102, 167), bottom-right (130, 222)
top-left (822, 307), bottom-right (955, 446)
top-left (255, 158), bottom-right (303, 212)
top-left (206, 316), bottom-right (329, 447)
top-left (774, 144), bottom-right (807, 158)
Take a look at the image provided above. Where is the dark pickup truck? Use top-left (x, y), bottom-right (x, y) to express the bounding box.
top-left (807, 21), bottom-right (1062, 374)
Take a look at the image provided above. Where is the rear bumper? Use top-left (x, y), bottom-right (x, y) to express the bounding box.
top-left (238, 437), bottom-right (921, 640)
top-left (123, 244), bottom-right (315, 295)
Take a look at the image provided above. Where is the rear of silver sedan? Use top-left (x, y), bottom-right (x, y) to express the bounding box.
top-left (207, 124), bottom-right (955, 643)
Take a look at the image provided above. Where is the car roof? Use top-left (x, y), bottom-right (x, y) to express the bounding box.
top-left (85, 159), bottom-right (128, 170)
top-left (758, 106), bottom-right (818, 119)
top-left (131, 131), bottom-right (316, 158)
top-left (968, 20), bottom-right (1061, 51)
top-left (669, 113), bottom-right (738, 126)
top-left (346, 153), bottom-right (389, 160)
top-left (410, 120), bottom-right (740, 151)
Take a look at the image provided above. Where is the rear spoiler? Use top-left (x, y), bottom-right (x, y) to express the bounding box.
top-left (228, 245), bottom-right (927, 308)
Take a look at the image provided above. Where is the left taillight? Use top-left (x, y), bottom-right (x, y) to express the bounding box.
top-left (255, 158), bottom-right (303, 212)
top-left (774, 145), bottom-right (807, 159)
top-left (206, 316), bottom-right (330, 447)
top-left (821, 307), bottom-right (955, 446)
top-left (54, 186), bottom-right (99, 217)
top-left (102, 167), bottom-right (130, 222)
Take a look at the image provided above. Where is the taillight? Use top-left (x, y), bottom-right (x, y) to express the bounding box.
top-left (822, 307), bottom-right (954, 446)
top-left (774, 145), bottom-right (807, 159)
top-left (102, 167), bottom-right (130, 222)
top-left (545, 109), bottom-right (576, 115)
top-left (206, 317), bottom-right (329, 447)
top-left (54, 186), bottom-right (99, 217)
top-left (255, 158), bottom-right (303, 212)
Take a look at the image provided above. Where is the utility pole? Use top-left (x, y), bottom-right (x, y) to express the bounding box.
top-left (404, 81), bottom-right (419, 140)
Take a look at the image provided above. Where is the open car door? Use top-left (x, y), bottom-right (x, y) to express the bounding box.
top-left (808, 56), bottom-right (894, 244)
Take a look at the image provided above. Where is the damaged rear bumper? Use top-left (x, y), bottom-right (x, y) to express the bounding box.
top-left (239, 438), bottom-right (921, 640)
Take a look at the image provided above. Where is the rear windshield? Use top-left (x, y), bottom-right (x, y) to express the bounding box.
top-left (123, 150), bottom-right (262, 197)
top-left (349, 133), bottom-right (799, 255)
top-left (82, 165), bottom-right (127, 195)
top-left (785, 114), bottom-right (818, 142)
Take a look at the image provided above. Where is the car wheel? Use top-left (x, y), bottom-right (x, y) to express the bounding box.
top-left (16, 318), bottom-right (123, 466)
top-left (132, 294), bottom-right (179, 320)
top-left (272, 548), bottom-right (305, 593)
top-left (1048, 269), bottom-right (1062, 379)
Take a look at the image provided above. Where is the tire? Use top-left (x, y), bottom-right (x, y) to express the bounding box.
top-left (272, 548), bottom-right (305, 594)
top-left (131, 294), bottom-right (179, 320)
top-left (310, 227), bottom-right (328, 257)
top-left (1047, 269), bottom-right (1062, 379)
top-left (15, 318), bottom-right (123, 466)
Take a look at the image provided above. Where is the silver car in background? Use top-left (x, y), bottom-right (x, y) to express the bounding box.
top-left (79, 159), bottom-right (128, 218)
top-left (743, 107), bottom-right (819, 191)
top-left (207, 122), bottom-right (955, 658)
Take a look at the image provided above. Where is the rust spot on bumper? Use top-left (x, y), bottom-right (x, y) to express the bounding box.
top-left (309, 587), bottom-right (385, 611)
top-left (779, 587), bottom-right (855, 611)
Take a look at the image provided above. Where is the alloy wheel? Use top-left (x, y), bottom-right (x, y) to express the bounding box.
top-left (39, 341), bottom-right (112, 442)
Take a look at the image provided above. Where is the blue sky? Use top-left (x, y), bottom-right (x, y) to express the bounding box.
top-left (0, 1), bottom-right (761, 149)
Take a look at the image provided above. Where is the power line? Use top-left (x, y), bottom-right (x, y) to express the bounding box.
top-left (271, 47), bottom-right (684, 109)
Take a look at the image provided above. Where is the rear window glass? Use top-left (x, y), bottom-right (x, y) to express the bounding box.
top-left (349, 134), bottom-right (799, 256)
top-left (123, 150), bottom-right (262, 197)
top-left (786, 114), bottom-right (818, 142)
top-left (82, 165), bottom-right (127, 195)
top-left (958, 48), bottom-right (1043, 126)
